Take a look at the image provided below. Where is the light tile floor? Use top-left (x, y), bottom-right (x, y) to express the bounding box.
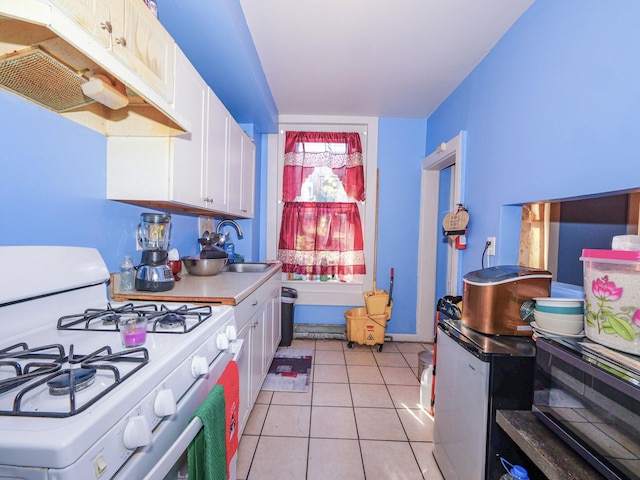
top-left (236, 338), bottom-right (444, 480)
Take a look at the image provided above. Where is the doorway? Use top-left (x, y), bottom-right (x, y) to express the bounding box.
top-left (416, 131), bottom-right (465, 342)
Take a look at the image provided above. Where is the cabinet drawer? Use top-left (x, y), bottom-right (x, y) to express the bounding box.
top-left (234, 274), bottom-right (281, 330)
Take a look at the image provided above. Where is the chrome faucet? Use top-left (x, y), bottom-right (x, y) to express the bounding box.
top-left (215, 219), bottom-right (244, 241)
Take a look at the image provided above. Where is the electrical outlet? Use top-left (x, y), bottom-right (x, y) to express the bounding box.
top-left (487, 237), bottom-right (496, 256)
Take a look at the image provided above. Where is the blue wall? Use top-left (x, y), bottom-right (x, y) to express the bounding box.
top-left (294, 118), bottom-right (428, 335)
top-left (426, 0), bottom-right (640, 285)
top-left (0, 90), bottom-right (201, 275)
top-left (0, 90), bottom-right (261, 277)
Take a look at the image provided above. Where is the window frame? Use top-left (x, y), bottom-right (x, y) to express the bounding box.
top-left (266, 115), bottom-right (378, 306)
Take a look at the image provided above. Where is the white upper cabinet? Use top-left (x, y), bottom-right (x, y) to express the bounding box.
top-left (107, 46), bottom-right (255, 217)
top-left (204, 91), bottom-right (230, 213)
top-left (51, 0), bottom-right (175, 103)
top-left (49, 0), bottom-right (111, 48)
top-left (110, 0), bottom-right (175, 103)
top-left (241, 132), bottom-right (256, 218)
top-left (0, 1), bottom-right (185, 136)
top-left (170, 47), bottom-right (206, 208)
top-left (227, 122), bottom-right (256, 217)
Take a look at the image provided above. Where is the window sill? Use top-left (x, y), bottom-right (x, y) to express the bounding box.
top-left (282, 279), bottom-right (366, 306)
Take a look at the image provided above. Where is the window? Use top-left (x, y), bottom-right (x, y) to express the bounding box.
top-left (266, 116), bottom-right (378, 306)
top-left (277, 131), bottom-right (366, 282)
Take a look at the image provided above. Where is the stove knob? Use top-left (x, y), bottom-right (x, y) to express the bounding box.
top-left (191, 355), bottom-right (209, 377)
top-left (154, 389), bottom-right (177, 417)
top-left (216, 332), bottom-right (230, 350)
top-left (123, 415), bottom-right (152, 449)
top-left (225, 325), bottom-right (237, 341)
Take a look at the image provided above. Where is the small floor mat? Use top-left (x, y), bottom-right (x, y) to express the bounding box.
top-left (261, 349), bottom-right (313, 393)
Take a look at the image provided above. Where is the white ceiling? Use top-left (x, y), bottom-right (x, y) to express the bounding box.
top-left (239, 0), bottom-right (534, 118)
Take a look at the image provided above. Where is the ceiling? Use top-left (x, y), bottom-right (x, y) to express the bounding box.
top-left (238, 0), bottom-right (535, 119)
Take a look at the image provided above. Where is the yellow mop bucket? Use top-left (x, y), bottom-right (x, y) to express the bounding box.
top-left (364, 267), bottom-right (394, 315)
top-left (345, 306), bottom-right (391, 350)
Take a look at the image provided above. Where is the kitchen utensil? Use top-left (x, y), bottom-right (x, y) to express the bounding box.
top-left (199, 245), bottom-right (228, 259)
top-left (533, 310), bottom-right (583, 335)
top-left (530, 322), bottom-right (584, 338)
top-left (135, 213), bottom-right (175, 292)
top-left (182, 256), bottom-right (228, 276)
top-left (168, 260), bottom-right (182, 281)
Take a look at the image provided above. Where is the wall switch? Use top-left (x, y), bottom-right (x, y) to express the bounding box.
top-left (486, 237), bottom-right (496, 256)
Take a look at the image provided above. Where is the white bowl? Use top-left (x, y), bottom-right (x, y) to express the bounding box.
top-left (533, 297), bottom-right (584, 309)
top-left (533, 310), bottom-right (584, 335)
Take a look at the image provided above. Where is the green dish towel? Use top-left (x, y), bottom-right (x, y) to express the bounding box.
top-left (188, 384), bottom-right (227, 480)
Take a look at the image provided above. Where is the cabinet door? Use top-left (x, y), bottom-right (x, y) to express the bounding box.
top-left (110, 0), bottom-right (175, 102)
top-left (50, 0), bottom-right (111, 47)
top-left (171, 49), bottom-right (206, 207)
top-left (227, 121), bottom-right (244, 216)
top-left (263, 288), bottom-right (281, 370)
top-left (249, 308), bottom-right (266, 405)
top-left (204, 90), bottom-right (230, 212)
top-left (237, 320), bottom-right (252, 436)
top-left (240, 133), bottom-right (256, 217)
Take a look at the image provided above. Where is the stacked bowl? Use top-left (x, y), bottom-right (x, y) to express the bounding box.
top-left (532, 297), bottom-right (584, 335)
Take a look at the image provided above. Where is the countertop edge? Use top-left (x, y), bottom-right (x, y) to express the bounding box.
top-left (109, 262), bottom-right (282, 305)
top-left (496, 410), bottom-right (604, 480)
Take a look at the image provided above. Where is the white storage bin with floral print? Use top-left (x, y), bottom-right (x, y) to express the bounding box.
top-left (581, 249), bottom-right (640, 355)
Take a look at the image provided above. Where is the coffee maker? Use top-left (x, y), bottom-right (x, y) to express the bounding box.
top-left (135, 212), bottom-right (175, 292)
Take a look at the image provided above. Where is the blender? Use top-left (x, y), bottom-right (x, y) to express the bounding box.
top-left (135, 212), bottom-right (175, 292)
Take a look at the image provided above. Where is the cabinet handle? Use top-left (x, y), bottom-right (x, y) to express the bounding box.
top-left (115, 37), bottom-right (127, 47)
top-left (252, 300), bottom-right (258, 306)
top-left (100, 21), bottom-right (112, 33)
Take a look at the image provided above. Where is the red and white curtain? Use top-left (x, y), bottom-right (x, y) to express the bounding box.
top-left (277, 131), bottom-right (366, 277)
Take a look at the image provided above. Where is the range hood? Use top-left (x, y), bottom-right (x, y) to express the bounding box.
top-left (0, 4), bottom-right (188, 137)
top-left (0, 46), bottom-right (96, 112)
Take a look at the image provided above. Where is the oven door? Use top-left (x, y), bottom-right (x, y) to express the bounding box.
top-left (115, 338), bottom-right (244, 480)
top-left (533, 337), bottom-right (640, 480)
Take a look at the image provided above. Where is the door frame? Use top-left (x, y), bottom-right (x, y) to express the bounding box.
top-left (416, 131), bottom-right (466, 342)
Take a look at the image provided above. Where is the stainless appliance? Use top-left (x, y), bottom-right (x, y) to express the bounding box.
top-left (433, 317), bottom-right (542, 480)
top-left (136, 212), bottom-right (175, 292)
top-left (0, 246), bottom-right (243, 479)
top-left (462, 266), bottom-right (552, 336)
top-left (533, 336), bottom-right (640, 480)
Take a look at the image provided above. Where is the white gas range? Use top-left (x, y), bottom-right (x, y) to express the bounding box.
top-left (0, 246), bottom-right (241, 480)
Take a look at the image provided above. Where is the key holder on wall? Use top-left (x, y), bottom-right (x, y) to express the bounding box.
top-left (442, 204), bottom-right (469, 250)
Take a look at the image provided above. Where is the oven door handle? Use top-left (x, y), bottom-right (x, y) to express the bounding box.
top-left (143, 416), bottom-right (203, 480)
top-left (142, 338), bottom-right (245, 480)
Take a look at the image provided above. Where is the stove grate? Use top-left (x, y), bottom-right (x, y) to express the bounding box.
top-left (0, 343), bottom-right (149, 418)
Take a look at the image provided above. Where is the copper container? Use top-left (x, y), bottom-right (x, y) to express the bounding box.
top-left (461, 266), bottom-right (552, 336)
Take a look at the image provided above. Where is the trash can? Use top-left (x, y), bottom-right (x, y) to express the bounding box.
top-left (280, 287), bottom-right (298, 346)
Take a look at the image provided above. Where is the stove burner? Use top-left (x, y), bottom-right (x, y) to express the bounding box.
top-left (155, 312), bottom-right (186, 329)
top-left (47, 368), bottom-right (97, 396)
top-left (0, 343), bottom-right (149, 418)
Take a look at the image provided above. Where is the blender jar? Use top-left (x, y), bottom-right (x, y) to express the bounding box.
top-left (138, 213), bottom-right (171, 251)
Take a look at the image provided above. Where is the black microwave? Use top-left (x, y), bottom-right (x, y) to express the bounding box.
top-left (533, 336), bottom-right (640, 480)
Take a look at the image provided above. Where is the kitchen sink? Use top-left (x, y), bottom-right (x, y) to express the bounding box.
top-left (222, 262), bottom-right (272, 273)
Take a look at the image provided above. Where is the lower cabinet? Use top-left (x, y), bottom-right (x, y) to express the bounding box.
top-left (236, 274), bottom-right (281, 436)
